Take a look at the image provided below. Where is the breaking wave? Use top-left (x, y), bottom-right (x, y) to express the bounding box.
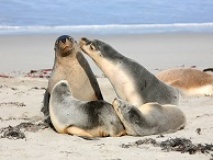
top-left (0, 23), bottom-right (213, 35)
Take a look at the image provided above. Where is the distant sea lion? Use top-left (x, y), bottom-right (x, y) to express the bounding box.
top-left (156, 68), bottom-right (213, 96)
top-left (79, 37), bottom-right (179, 106)
top-left (41, 35), bottom-right (103, 121)
top-left (49, 80), bottom-right (125, 138)
top-left (112, 98), bottom-right (186, 136)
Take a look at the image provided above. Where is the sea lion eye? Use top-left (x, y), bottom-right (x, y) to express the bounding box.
top-left (90, 44), bottom-right (95, 50)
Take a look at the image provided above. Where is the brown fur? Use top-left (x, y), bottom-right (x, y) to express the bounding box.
top-left (156, 68), bottom-right (213, 91)
top-left (41, 35), bottom-right (103, 122)
top-left (48, 36), bottom-right (102, 100)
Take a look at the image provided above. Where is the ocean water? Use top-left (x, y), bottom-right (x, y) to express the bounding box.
top-left (0, 0), bottom-right (213, 34)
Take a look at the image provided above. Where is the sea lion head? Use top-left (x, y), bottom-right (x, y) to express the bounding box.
top-left (52, 80), bottom-right (72, 96)
top-left (112, 98), bottom-right (143, 135)
top-left (112, 98), bottom-right (132, 115)
top-left (79, 37), bottom-right (119, 60)
top-left (55, 35), bottom-right (77, 57)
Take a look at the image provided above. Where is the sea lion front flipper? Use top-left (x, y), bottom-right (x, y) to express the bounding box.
top-left (79, 136), bottom-right (100, 140)
top-left (66, 126), bottom-right (94, 138)
top-left (41, 90), bottom-right (50, 116)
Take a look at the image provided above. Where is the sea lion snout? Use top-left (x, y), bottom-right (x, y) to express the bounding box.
top-left (112, 98), bottom-right (119, 107)
top-left (54, 35), bottom-right (75, 55)
top-left (112, 98), bottom-right (124, 110)
top-left (79, 37), bottom-right (91, 47)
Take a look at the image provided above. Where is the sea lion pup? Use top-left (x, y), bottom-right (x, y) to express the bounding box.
top-left (112, 98), bottom-right (186, 136)
top-left (79, 37), bottom-right (179, 106)
top-left (41, 35), bottom-right (103, 120)
top-left (156, 68), bottom-right (213, 96)
top-left (49, 80), bottom-right (125, 138)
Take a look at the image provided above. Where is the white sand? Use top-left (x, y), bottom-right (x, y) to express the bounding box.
top-left (0, 33), bottom-right (213, 160)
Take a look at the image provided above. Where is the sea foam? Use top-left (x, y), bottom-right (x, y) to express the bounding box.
top-left (0, 23), bottom-right (213, 35)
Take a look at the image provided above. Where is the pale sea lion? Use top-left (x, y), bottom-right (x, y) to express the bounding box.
top-left (156, 68), bottom-right (213, 96)
top-left (79, 37), bottom-right (179, 106)
top-left (112, 98), bottom-right (186, 137)
top-left (49, 80), bottom-right (125, 138)
top-left (41, 35), bottom-right (103, 121)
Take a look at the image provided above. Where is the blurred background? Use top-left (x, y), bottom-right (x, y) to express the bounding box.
top-left (0, 0), bottom-right (213, 35)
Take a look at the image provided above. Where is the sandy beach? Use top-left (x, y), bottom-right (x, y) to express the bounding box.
top-left (1, 33), bottom-right (213, 75)
top-left (0, 33), bottom-right (213, 160)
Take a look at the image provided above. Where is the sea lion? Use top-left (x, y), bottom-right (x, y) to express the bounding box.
top-left (156, 68), bottom-right (213, 96)
top-left (49, 80), bottom-right (125, 138)
top-left (112, 98), bottom-right (186, 136)
top-left (203, 68), bottom-right (213, 73)
top-left (79, 37), bottom-right (179, 106)
top-left (41, 35), bottom-right (103, 121)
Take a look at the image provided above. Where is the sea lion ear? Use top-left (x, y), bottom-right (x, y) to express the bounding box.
top-left (55, 40), bottom-right (59, 46)
top-left (54, 40), bottom-right (58, 51)
top-left (68, 36), bottom-right (75, 43)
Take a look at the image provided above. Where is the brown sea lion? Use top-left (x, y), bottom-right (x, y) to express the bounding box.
top-left (156, 67), bottom-right (213, 96)
top-left (41, 35), bottom-right (103, 123)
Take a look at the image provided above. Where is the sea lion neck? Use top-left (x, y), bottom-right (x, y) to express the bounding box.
top-left (55, 47), bottom-right (77, 57)
top-left (56, 56), bottom-right (79, 68)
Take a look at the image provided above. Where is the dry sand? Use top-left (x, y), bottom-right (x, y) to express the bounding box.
top-left (1, 33), bottom-right (213, 75)
top-left (0, 33), bottom-right (213, 160)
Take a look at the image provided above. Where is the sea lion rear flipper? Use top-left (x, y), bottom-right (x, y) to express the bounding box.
top-left (79, 136), bottom-right (100, 140)
top-left (66, 126), bottom-right (94, 138)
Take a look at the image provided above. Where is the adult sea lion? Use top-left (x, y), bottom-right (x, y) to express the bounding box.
top-left (41, 35), bottom-right (103, 120)
top-left (49, 80), bottom-right (125, 138)
top-left (79, 37), bottom-right (179, 106)
top-left (112, 98), bottom-right (186, 136)
top-left (203, 68), bottom-right (213, 73)
top-left (156, 67), bottom-right (213, 96)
